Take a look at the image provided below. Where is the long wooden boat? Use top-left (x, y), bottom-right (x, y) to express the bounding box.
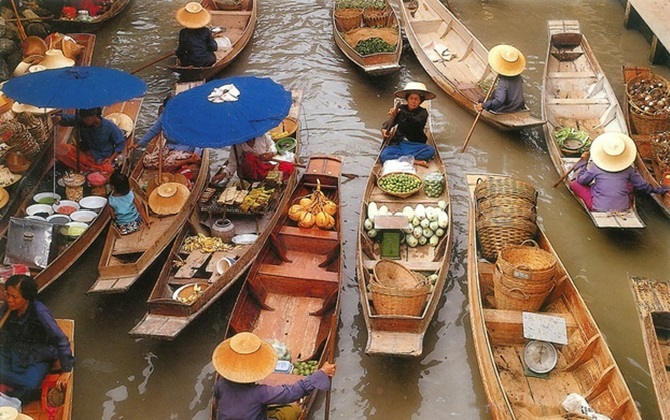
top-left (397, 0), bottom-right (543, 131)
top-left (542, 20), bottom-right (644, 228)
top-left (22, 319), bottom-right (74, 420)
top-left (466, 173), bottom-right (640, 419)
top-left (129, 94), bottom-right (303, 340)
top-left (169, 0), bottom-right (257, 81)
top-left (212, 155), bottom-right (342, 419)
top-left (629, 275), bottom-right (670, 419)
top-left (52, 0), bottom-right (132, 33)
top-left (355, 100), bottom-right (452, 357)
top-left (622, 66), bottom-right (670, 218)
top-left (332, 1), bottom-right (402, 76)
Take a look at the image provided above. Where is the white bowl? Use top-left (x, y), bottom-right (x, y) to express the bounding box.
top-left (25, 215), bottom-right (46, 221)
top-left (46, 214), bottom-right (70, 224)
top-left (70, 210), bottom-right (97, 224)
top-left (53, 200), bottom-right (80, 215)
top-left (33, 192), bottom-right (61, 205)
top-left (79, 196), bottom-right (107, 211)
top-left (61, 221), bottom-right (88, 238)
top-left (26, 203), bottom-right (54, 217)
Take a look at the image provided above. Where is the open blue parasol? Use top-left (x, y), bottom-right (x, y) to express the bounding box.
top-left (161, 76), bottom-right (292, 148)
top-left (2, 66), bottom-right (147, 109)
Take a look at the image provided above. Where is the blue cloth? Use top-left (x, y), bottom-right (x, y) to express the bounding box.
top-left (108, 191), bottom-right (140, 225)
top-left (138, 115), bottom-right (199, 153)
top-left (483, 75), bottom-right (526, 113)
top-left (213, 370), bottom-right (330, 420)
top-left (0, 300), bottom-right (74, 402)
top-left (380, 140), bottom-right (435, 163)
top-left (60, 114), bottom-right (125, 162)
top-left (575, 160), bottom-right (656, 211)
top-left (176, 27), bottom-right (217, 67)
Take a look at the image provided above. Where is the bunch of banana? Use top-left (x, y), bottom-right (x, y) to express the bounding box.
top-left (240, 187), bottom-right (275, 212)
top-left (217, 186), bottom-right (238, 205)
top-left (271, 130), bottom-right (290, 141)
top-left (181, 233), bottom-right (233, 253)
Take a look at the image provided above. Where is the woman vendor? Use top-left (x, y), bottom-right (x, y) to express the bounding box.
top-left (380, 82), bottom-right (436, 165)
top-left (212, 332), bottom-right (336, 420)
top-left (570, 132), bottom-right (668, 212)
top-left (175, 2), bottom-right (217, 67)
top-left (475, 45), bottom-right (527, 114)
top-left (0, 275), bottom-right (73, 403)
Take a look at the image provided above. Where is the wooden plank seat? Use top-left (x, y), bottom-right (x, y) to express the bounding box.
top-left (547, 71), bottom-right (596, 79)
top-left (258, 257), bottom-right (339, 283)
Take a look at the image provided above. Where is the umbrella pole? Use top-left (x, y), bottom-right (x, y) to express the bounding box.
top-left (52, 114), bottom-right (57, 197)
top-left (158, 133), bottom-right (164, 183)
top-left (75, 110), bottom-right (81, 172)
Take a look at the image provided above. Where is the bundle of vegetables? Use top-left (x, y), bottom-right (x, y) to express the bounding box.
top-left (422, 172), bottom-right (444, 198)
top-left (553, 126), bottom-right (591, 154)
top-left (363, 201), bottom-right (448, 247)
top-left (181, 234), bottom-right (233, 253)
top-left (293, 360), bottom-right (319, 376)
top-left (354, 37), bottom-right (395, 55)
top-left (271, 340), bottom-right (292, 361)
top-left (287, 179), bottom-right (337, 229)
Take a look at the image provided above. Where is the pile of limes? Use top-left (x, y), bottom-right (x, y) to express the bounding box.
top-left (378, 173), bottom-right (422, 196)
top-left (293, 360), bottom-right (319, 376)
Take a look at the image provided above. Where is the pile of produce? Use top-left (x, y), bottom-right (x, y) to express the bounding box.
top-left (180, 233), bottom-right (233, 253)
top-left (272, 340), bottom-right (292, 361)
top-left (422, 172), bottom-right (444, 198)
top-left (627, 75), bottom-right (670, 116)
top-left (354, 37), bottom-right (395, 55)
top-left (651, 131), bottom-right (670, 170)
top-left (343, 27), bottom-right (398, 52)
top-left (288, 180), bottom-right (337, 229)
top-left (363, 201), bottom-right (448, 247)
top-left (378, 172), bottom-right (422, 196)
top-left (293, 360), bottom-right (319, 376)
top-left (240, 186), bottom-right (275, 213)
top-left (553, 126), bottom-right (591, 154)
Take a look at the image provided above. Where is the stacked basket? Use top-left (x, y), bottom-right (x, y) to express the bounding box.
top-left (369, 260), bottom-right (430, 316)
top-left (474, 177), bottom-right (537, 262)
top-left (626, 72), bottom-right (670, 135)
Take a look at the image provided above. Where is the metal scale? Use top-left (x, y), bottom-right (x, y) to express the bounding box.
top-left (374, 214), bottom-right (411, 260)
top-left (521, 312), bottom-right (568, 376)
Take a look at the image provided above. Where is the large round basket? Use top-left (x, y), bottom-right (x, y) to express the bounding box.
top-left (369, 280), bottom-right (430, 316)
top-left (492, 264), bottom-right (553, 311)
top-left (651, 131), bottom-right (670, 178)
top-left (373, 259), bottom-right (419, 288)
top-left (335, 8), bottom-right (363, 32)
top-left (363, 7), bottom-right (391, 27)
top-left (476, 216), bottom-right (537, 262)
top-left (476, 199), bottom-right (537, 223)
top-left (474, 177), bottom-right (537, 204)
top-left (377, 172), bottom-right (423, 198)
top-left (626, 73), bottom-right (670, 135)
top-left (497, 240), bottom-right (557, 283)
top-left (269, 117), bottom-right (299, 141)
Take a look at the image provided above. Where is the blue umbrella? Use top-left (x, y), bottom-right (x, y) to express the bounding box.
top-left (161, 76), bottom-right (292, 148)
top-left (2, 66), bottom-right (146, 109)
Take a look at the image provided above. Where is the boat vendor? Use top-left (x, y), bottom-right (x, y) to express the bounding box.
top-left (379, 81), bottom-right (436, 165)
top-left (570, 132), bottom-right (668, 212)
top-left (55, 107), bottom-right (125, 174)
top-left (475, 44), bottom-right (527, 114)
top-left (212, 332), bottom-right (336, 420)
top-left (211, 133), bottom-right (294, 185)
top-left (175, 2), bottom-right (218, 68)
top-left (0, 275), bottom-right (73, 403)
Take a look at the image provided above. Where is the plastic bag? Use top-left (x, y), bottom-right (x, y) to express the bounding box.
top-left (382, 156), bottom-right (416, 176)
top-left (422, 172), bottom-right (444, 198)
top-left (271, 339), bottom-right (292, 361)
top-left (562, 393), bottom-right (611, 420)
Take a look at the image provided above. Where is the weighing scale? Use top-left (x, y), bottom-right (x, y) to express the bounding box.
top-left (521, 312), bottom-right (568, 376)
top-left (374, 215), bottom-right (412, 260)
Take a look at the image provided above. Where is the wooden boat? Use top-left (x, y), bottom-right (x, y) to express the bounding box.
top-left (169, 0), bottom-right (257, 81)
top-left (22, 319), bottom-right (74, 420)
top-left (355, 99), bottom-right (452, 357)
top-left (212, 155), bottom-right (342, 419)
top-left (52, 0), bottom-right (132, 33)
top-left (629, 275), bottom-right (670, 419)
top-left (397, 0), bottom-right (543, 131)
top-left (622, 66), bottom-right (670, 218)
top-left (332, 1), bottom-right (402, 75)
top-left (542, 20), bottom-right (644, 228)
top-left (129, 94), bottom-right (303, 340)
top-left (466, 173), bottom-right (640, 419)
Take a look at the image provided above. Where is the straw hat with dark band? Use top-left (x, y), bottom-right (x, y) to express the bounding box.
top-left (106, 112), bottom-right (134, 138)
top-left (488, 44), bottom-right (526, 76)
top-left (148, 182), bottom-right (189, 215)
top-left (212, 332), bottom-right (277, 383)
top-left (175, 2), bottom-right (212, 29)
top-left (394, 81), bottom-right (436, 101)
top-left (589, 132), bottom-right (637, 173)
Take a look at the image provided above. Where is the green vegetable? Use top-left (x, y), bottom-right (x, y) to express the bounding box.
top-left (553, 126), bottom-right (592, 154)
top-left (354, 37), bottom-right (396, 56)
top-left (378, 173), bottom-right (421, 195)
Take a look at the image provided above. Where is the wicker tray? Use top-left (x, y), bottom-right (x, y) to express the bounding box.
top-left (377, 172), bottom-right (423, 198)
top-left (474, 177), bottom-right (537, 204)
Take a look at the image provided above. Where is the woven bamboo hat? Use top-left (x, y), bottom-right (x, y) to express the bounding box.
top-left (24, 36), bottom-right (47, 57)
top-left (106, 112), bottom-right (134, 138)
top-left (175, 2), bottom-right (212, 29)
top-left (212, 332), bottom-right (277, 383)
top-left (488, 44), bottom-right (526, 76)
top-left (394, 81), bottom-right (436, 101)
top-left (0, 187), bottom-right (9, 209)
top-left (148, 182), bottom-right (189, 215)
top-left (589, 132), bottom-right (637, 173)
top-left (40, 49), bottom-right (75, 69)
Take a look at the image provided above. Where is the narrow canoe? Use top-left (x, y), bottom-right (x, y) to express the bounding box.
top-left (169, 0), bottom-right (257, 81)
top-left (332, 1), bottom-right (402, 76)
top-left (52, 0), bottom-right (132, 33)
top-left (356, 99), bottom-right (452, 357)
top-left (629, 275), bottom-right (670, 419)
top-left (466, 173), bottom-right (640, 420)
top-left (129, 92), bottom-right (303, 340)
top-left (542, 20), bottom-right (644, 228)
top-left (212, 155), bottom-right (343, 419)
top-left (622, 66), bottom-right (670, 218)
top-left (397, 0), bottom-right (544, 131)
top-left (22, 319), bottom-right (74, 420)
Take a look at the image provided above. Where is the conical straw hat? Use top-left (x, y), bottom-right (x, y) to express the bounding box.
top-left (148, 182), bottom-right (189, 215)
top-left (40, 49), bottom-right (75, 69)
top-left (394, 81), bottom-right (436, 100)
top-left (589, 132), bottom-right (637, 173)
top-left (488, 44), bottom-right (526, 76)
top-left (175, 2), bottom-right (212, 29)
top-left (212, 332), bottom-right (277, 383)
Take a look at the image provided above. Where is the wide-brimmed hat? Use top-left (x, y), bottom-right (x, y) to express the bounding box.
top-left (212, 332), bottom-right (277, 383)
top-left (11, 101), bottom-right (55, 115)
top-left (62, 38), bottom-right (84, 60)
top-left (106, 112), bottom-right (134, 138)
top-left (12, 54), bottom-right (43, 77)
top-left (40, 49), bottom-right (75, 69)
top-left (488, 44), bottom-right (526, 76)
top-left (0, 187), bottom-right (9, 209)
top-left (394, 81), bottom-right (436, 101)
top-left (148, 182), bottom-right (189, 215)
top-left (24, 36), bottom-right (48, 57)
top-left (589, 132), bottom-right (637, 173)
top-left (175, 2), bottom-right (212, 29)
top-left (0, 406), bottom-right (31, 420)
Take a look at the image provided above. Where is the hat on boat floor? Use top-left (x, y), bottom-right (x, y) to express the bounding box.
top-left (12, 55), bottom-right (44, 77)
top-left (394, 81), bottom-right (436, 101)
top-left (589, 132), bottom-right (637, 173)
top-left (212, 332), bottom-right (277, 383)
top-left (40, 49), bottom-right (75, 69)
top-left (148, 182), bottom-right (189, 215)
top-left (11, 101), bottom-right (55, 115)
top-left (175, 2), bottom-right (212, 29)
top-left (24, 36), bottom-right (47, 57)
top-left (106, 112), bottom-right (134, 138)
top-left (488, 44), bottom-right (526, 76)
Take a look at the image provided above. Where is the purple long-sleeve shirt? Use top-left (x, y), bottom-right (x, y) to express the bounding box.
top-left (575, 160), bottom-right (656, 211)
top-left (213, 370), bottom-right (330, 420)
top-left (483, 75), bottom-right (526, 113)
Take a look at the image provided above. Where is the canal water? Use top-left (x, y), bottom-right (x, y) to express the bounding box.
top-left (37, 0), bottom-right (670, 418)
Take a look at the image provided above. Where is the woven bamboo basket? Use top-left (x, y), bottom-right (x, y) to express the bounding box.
top-left (363, 8), bottom-right (391, 27)
top-left (474, 177), bottom-right (537, 204)
top-left (335, 8), bottom-right (363, 32)
top-left (369, 276), bottom-right (430, 316)
top-left (496, 240), bottom-right (556, 283)
top-left (626, 73), bottom-right (670, 135)
top-left (373, 259), bottom-right (418, 288)
top-left (476, 203), bottom-right (537, 223)
top-left (476, 216), bottom-right (537, 262)
top-left (377, 172), bottom-right (423, 198)
top-left (493, 264), bottom-right (553, 311)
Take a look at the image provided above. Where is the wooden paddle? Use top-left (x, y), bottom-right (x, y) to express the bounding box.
top-left (9, 0), bottom-right (28, 54)
top-left (381, 102), bottom-right (400, 146)
top-left (130, 51), bottom-right (175, 75)
top-left (460, 74), bottom-right (500, 153)
top-left (323, 307), bottom-right (339, 420)
top-left (552, 155), bottom-right (587, 188)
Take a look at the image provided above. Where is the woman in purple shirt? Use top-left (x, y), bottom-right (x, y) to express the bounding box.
top-left (570, 132), bottom-right (667, 211)
top-left (212, 332), bottom-right (336, 420)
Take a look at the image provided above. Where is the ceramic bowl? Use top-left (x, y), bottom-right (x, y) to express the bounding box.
top-left (46, 214), bottom-right (70, 224)
top-left (26, 203), bottom-right (54, 218)
top-left (79, 196), bottom-right (107, 212)
top-left (70, 210), bottom-right (97, 224)
top-left (53, 200), bottom-right (80, 215)
top-left (61, 221), bottom-right (88, 238)
top-left (33, 192), bottom-right (61, 205)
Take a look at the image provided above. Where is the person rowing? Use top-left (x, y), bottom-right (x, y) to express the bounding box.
top-left (475, 44), bottom-right (528, 114)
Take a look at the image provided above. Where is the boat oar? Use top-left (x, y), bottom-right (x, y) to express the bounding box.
top-left (552, 155), bottom-right (587, 188)
top-left (460, 74), bottom-right (499, 153)
top-left (130, 51), bottom-right (175, 75)
top-left (323, 307), bottom-right (339, 420)
top-left (9, 0), bottom-right (28, 53)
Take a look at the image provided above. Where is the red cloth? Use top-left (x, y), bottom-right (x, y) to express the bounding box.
top-left (56, 143), bottom-right (114, 174)
top-left (238, 153), bottom-right (293, 181)
top-left (70, 0), bottom-right (101, 15)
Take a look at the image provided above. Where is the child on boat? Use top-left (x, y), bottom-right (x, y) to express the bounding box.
top-left (475, 45), bottom-right (527, 114)
top-left (108, 171), bottom-right (146, 235)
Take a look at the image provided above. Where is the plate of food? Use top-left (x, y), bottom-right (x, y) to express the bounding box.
top-left (0, 165), bottom-right (22, 187)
